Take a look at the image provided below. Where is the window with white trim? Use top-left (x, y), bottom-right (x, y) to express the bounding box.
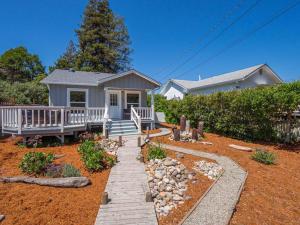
top-left (126, 93), bottom-right (140, 108)
top-left (68, 89), bottom-right (87, 107)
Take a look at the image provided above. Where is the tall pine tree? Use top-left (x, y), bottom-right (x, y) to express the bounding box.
top-left (49, 40), bottom-right (78, 72)
top-left (76, 0), bottom-right (131, 73)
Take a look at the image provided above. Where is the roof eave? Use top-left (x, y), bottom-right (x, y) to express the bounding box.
top-left (40, 81), bottom-right (98, 86)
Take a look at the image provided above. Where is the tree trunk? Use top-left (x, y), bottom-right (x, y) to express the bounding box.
top-left (192, 129), bottom-right (198, 141)
top-left (180, 115), bottom-right (186, 132)
top-left (198, 121), bottom-right (204, 137)
top-left (0, 176), bottom-right (90, 188)
top-left (173, 129), bottom-right (180, 141)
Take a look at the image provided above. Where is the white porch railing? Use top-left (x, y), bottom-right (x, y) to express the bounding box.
top-left (0, 106), bottom-right (105, 134)
top-left (133, 106), bottom-right (154, 120)
top-left (131, 106), bottom-right (141, 134)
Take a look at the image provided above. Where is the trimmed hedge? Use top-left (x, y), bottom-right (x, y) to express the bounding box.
top-left (155, 81), bottom-right (300, 143)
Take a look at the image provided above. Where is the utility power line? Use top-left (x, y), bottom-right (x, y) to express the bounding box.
top-left (160, 0), bottom-right (263, 82)
top-left (154, 0), bottom-right (247, 76)
top-left (172, 0), bottom-right (300, 80)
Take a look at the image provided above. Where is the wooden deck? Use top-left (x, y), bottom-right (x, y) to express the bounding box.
top-left (94, 136), bottom-right (158, 225)
top-left (1, 106), bottom-right (155, 138)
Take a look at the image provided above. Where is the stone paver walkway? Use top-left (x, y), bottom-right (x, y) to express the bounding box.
top-left (95, 136), bottom-right (158, 225)
top-left (157, 143), bottom-right (247, 225)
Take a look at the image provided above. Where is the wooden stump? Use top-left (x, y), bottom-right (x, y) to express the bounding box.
top-left (173, 129), bottom-right (180, 141)
top-left (180, 115), bottom-right (186, 132)
top-left (192, 129), bottom-right (198, 141)
top-left (198, 121), bottom-right (204, 137)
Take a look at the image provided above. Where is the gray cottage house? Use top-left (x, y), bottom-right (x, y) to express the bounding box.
top-left (1, 69), bottom-right (160, 141)
top-left (160, 64), bottom-right (283, 99)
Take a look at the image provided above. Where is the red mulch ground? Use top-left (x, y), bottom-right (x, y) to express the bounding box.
top-left (153, 127), bottom-right (300, 225)
top-left (0, 137), bottom-right (110, 225)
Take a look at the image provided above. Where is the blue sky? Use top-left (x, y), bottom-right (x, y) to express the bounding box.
top-left (0, 0), bottom-right (299, 82)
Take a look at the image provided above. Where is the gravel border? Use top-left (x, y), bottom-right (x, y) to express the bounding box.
top-left (154, 143), bottom-right (248, 225)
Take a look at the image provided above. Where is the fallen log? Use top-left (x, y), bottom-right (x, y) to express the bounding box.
top-left (0, 176), bottom-right (91, 188)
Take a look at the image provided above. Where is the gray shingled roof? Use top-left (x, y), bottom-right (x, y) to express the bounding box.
top-left (41, 69), bottom-right (115, 86)
top-left (41, 69), bottom-right (161, 87)
top-left (171, 64), bottom-right (266, 91)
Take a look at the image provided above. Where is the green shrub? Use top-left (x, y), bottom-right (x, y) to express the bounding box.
top-left (19, 152), bottom-right (54, 175)
top-left (61, 164), bottom-right (81, 177)
top-left (78, 140), bottom-right (95, 155)
top-left (147, 144), bottom-right (166, 160)
top-left (251, 149), bottom-right (276, 165)
top-left (154, 81), bottom-right (300, 143)
top-left (78, 140), bottom-right (115, 172)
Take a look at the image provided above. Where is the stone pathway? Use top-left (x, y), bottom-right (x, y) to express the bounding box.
top-left (94, 136), bottom-right (158, 225)
top-left (157, 143), bottom-right (247, 225)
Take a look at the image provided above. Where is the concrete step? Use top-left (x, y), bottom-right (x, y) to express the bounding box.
top-left (110, 125), bottom-right (136, 130)
top-left (109, 130), bottom-right (139, 137)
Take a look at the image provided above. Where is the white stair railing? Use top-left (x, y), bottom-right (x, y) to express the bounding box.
top-left (131, 106), bottom-right (141, 134)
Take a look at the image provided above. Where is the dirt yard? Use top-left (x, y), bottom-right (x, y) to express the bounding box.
top-left (0, 137), bottom-right (110, 225)
top-left (153, 129), bottom-right (300, 225)
top-left (142, 146), bottom-right (213, 225)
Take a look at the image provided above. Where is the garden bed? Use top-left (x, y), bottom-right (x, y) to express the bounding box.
top-left (0, 137), bottom-right (110, 225)
top-left (153, 128), bottom-right (300, 225)
top-left (142, 145), bottom-right (214, 225)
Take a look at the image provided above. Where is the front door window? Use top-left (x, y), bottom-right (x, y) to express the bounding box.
top-left (110, 93), bottom-right (118, 106)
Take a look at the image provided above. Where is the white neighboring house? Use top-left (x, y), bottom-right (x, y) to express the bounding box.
top-left (160, 64), bottom-right (283, 100)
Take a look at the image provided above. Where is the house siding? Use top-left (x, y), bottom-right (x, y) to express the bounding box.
top-left (49, 84), bottom-right (104, 107)
top-left (48, 73), bottom-right (155, 107)
top-left (103, 73), bottom-right (157, 90)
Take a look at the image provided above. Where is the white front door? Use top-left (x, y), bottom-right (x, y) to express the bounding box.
top-left (108, 91), bottom-right (121, 119)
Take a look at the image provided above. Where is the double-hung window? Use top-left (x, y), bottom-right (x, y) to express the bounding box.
top-left (126, 92), bottom-right (140, 109)
top-left (67, 88), bottom-right (88, 107)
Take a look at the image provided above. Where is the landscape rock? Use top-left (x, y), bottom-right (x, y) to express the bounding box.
top-left (193, 161), bottom-right (223, 180)
top-left (97, 139), bottom-right (121, 155)
top-left (146, 157), bottom-right (196, 217)
top-left (0, 215), bottom-right (5, 222)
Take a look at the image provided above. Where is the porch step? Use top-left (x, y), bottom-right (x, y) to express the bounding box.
top-left (108, 120), bottom-right (138, 136)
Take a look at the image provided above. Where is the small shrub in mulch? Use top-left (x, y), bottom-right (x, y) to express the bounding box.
top-left (45, 164), bottom-right (81, 178)
top-left (19, 152), bottom-right (54, 175)
top-left (147, 144), bottom-right (166, 160)
top-left (62, 164), bottom-right (81, 177)
top-left (251, 149), bottom-right (276, 165)
top-left (78, 140), bottom-right (116, 172)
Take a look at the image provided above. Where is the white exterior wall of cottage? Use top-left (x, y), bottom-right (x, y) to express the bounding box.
top-left (189, 69), bottom-right (279, 95)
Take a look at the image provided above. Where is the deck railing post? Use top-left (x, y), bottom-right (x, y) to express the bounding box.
top-left (61, 108), bottom-right (64, 133)
top-left (18, 109), bottom-right (22, 134)
top-left (1, 109), bottom-right (4, 131)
